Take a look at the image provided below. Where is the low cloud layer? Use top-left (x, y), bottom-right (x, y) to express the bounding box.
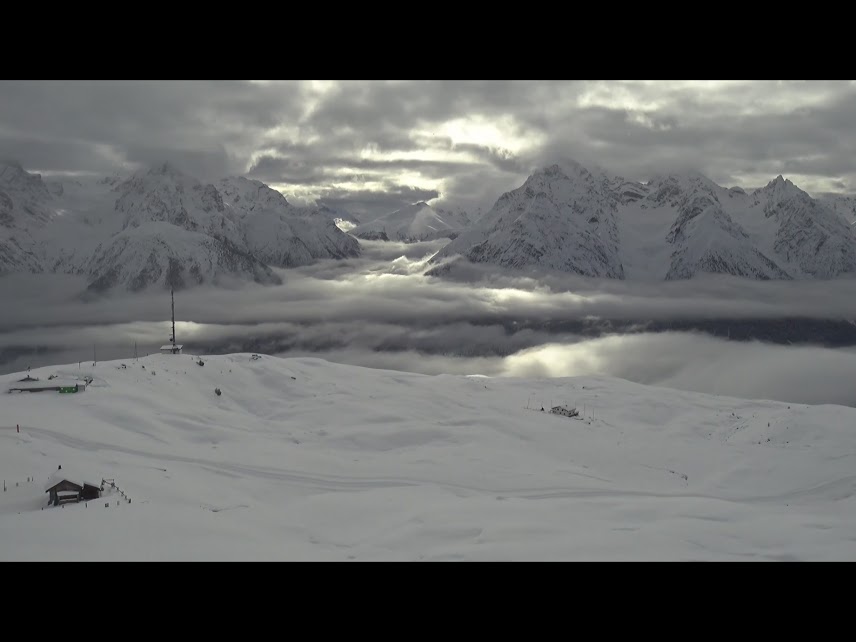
top-left (3, 240), bottom-right (856, 406)
top-left (4, 81), bottom-right (856, 219)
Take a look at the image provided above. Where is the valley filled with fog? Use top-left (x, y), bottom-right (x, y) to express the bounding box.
top-left (4, 237), bottom-right (856, 407)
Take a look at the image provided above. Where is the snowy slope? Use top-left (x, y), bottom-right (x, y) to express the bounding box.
top-left (79, 166), bottom-right (275, 290)
top-left (306, 204), bottom-right (361, 231)
top-left (818, 193), bottom-right (856, 227)
top-left (0, 162), bottom-right (54, 228)
top-left (38, 176), bottom-right (128, 274)
top-left (665, 191), bottom-right (790, 280)
top-left (2, 353), bottom-right (856, 560)
top-left (117, 163), bottom-right (245, 246)
top-left (216, 177), bottom-right (360, 267)
top-left (432, 162), bottom-right (856, 282)
top-left (83, 222), bottom-right (280, 292)
top-left (352, 202), bottom-right (470, 242)
top-left (0, 163), bottom-right (360, 291)
top-left (750, 177), bottom-right (856, 279)
top-left (433, 163), bottom-right (625, 278)
top-left (0, 162), bottom-right (55, 273)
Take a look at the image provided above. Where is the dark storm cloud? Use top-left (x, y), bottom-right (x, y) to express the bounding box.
top-left (452, 143), bottom-right (526, 174)
top-left (526, 81), bottom-right (856, 192)
top-left (0, 135), bottom-right (113, 175)
top-left (122, 144), bottom-right (238, 182)
top-left (0, 80), bottom-right (303, 178)
top-left (248, 154), bottom-right (474, 185)
top-left (302, 80), bottom-right (566, 132)
top-left (317, 188), bottom-right (441, 219)
top-left (434, 166), bottom-right (530, 213)
top-left (4, 80), bottom-right (856, 216)
top-left (247, 155), bottom-right (330, 186)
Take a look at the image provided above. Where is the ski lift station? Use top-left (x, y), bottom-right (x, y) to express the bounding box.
top-left (8, 376), bottom-right (88, 394)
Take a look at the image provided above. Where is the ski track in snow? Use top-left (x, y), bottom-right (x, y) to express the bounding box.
top-left (5, 421), bottom-right (856, 505)
top-left (2, 353), bottom-right (856, 560)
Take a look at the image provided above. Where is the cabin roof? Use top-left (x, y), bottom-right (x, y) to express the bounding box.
top-left (44, 469), bottom-right (100, 492)
top-left (159, 344), bottom-right (183, 350)
top-left (11, 379), bottom-right (81, 390)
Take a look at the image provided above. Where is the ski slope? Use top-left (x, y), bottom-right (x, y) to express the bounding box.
top-left (1, 353), bottom-right (855, 560)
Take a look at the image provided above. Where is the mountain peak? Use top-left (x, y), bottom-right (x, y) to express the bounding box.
top-left (0, 161), bottom-right (51, 204)
top-left (0, 161), bottom-right (40, 185)
top-left (647, 169), bottom-right (717, 188)
top-left (760, 174), bottom-right (806, 200)
top-left (538, 160), bottom-right (597, 180)
top-left (147, 162), bottom-right (186, 179)
top-left (0, 160), bottom-right (25, 173)
top-left (766, 174), bottom-right (794, 188)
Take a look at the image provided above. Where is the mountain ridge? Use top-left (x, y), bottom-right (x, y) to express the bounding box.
top-left (431, 161), bottom-right (856, 281)
top-left (0, 162), bottom-right (361, 292)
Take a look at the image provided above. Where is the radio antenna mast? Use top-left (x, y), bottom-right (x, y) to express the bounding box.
top-left (171, 286), bottom-right (176, 352)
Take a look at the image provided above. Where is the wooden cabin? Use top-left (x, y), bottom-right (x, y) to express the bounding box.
top-left (159, 344), bottom-right (183, 355)
top-left (550, 405), bottom-right (579, 418)
top-left (44, 468), bottom-right (101, 506)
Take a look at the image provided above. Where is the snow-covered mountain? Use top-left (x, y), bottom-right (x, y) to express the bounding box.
top-left (216, 177), bottom-right (360, 268)
top-left (755, 177), bottom-right (856, 279)
top-left (351, 201), bottom-right (471, 242)
top-left (0, 162), bottom-right (54, 273)
top-left (0, 162), bottom-right (361, 292)
top-left (664, 192), bottom-right (789, 281)
top-left (306, 204), bottom-right (360, 231)
top-left (431, 161), bottom-right (856, 281)
top-left (434, 205), bottom-right (476, 227)
top-left (0, 162), bottom-right (54, 226)
top-left (432, 162), bottom-right (624, 278)
top-left (818, 192), bottom-right (856, 227)
top-left (84, 222), bottom-right (280, 292)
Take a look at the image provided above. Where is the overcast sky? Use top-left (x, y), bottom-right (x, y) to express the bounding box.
top-left (2, 80), bottom-right (855, 218)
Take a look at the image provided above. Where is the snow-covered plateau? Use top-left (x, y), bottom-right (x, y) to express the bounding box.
top-left (2, 352), bottom-right (855, 560)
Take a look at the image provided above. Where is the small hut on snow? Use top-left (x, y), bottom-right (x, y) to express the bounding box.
top-left (550, 405), bottom-right (579, 418)
top-left (44, 467), bottom-right (101, 506)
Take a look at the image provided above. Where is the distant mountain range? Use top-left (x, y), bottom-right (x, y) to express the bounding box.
top-left (351, 202), bottom-right (474, 242)
top-left (0, 162), bottom-right (360, 292)
top-left (430, 160), bottom-right (856, 281)
top-left (4, 158), bottom-right (856, 291)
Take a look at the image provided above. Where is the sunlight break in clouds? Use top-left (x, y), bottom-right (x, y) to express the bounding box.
top-left (4, 243), bottom-right (856, 406)
top-left (6, 80), bottom-right (856, 214)
top-left (500, 333), bottom-right (856, 407)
